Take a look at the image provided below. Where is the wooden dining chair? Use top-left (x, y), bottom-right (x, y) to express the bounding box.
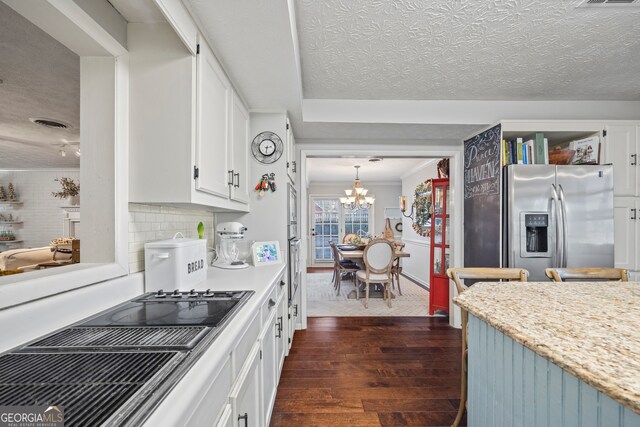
top-left (355, 239), bottom-right (395, 308)
top-left (390, 242), bottom-right (405, 295)
top-left (329, 241), bottom-right (358, 295)
top-left (446, 267), bottom-right (529, 427)
top-left (545, 267), bottom-right (629, 282)
top-left (390, 256), bottom-right (403, 296)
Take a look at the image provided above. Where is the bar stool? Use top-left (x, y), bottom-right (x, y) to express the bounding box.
top-left (447, 267), bottom-right (529, 427)
top-left (545, 267), bottom-right (629, 282)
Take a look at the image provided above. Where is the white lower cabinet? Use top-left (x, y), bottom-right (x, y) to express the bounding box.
top-left (230, 342), bottom-right (261, 427)
top-left (259, 310), bottom-right (278, 427)
top-left (225, 272), bottom-right (289, 427)
top-left (614, 197), bottom-right (639, 275)
top-left (275, 294), bottom-right (287, 375)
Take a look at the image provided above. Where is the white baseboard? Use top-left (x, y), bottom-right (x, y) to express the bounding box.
top-left (403, 271), bottom-right (428, 289)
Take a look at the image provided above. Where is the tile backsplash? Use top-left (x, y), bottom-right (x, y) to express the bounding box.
top-left (128, 203), bottom-right (214, 273)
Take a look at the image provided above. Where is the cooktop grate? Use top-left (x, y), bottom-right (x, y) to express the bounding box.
top-left (26, 326), bottom-right (209, 350)
top-left (0, 351), bottom-right (183, 427)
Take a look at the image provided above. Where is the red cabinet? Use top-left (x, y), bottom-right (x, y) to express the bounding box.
top-left (429, 178), bottom-right (450, 315)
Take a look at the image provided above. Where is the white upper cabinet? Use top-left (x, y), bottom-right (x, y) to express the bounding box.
top-left (604, 124), bottom-right (639, 197)
top-left (614, 197), bottom-right (638, 271)
top-left (129, 21), bottom-right (250, 211)
top-left (196, 39), bottom-right (231, 199)
top-left (230, 92), bottom-right (250, 204)
top-left (286, 118), bottom-right (296, 184)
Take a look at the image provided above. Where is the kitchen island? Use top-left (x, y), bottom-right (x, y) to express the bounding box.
top-left (454, 281), bottom-right (640, 426)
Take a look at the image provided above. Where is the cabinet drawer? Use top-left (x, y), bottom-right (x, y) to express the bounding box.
top-left (186, 355), bottom-right (232, 427)
top-left (233, 312), bottom-right (260, 379)
top-left (261, 286), bottom-right (278, 326)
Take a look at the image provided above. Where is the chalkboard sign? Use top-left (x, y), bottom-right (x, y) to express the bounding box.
top-left (464, 124), bottom-right (502, 268)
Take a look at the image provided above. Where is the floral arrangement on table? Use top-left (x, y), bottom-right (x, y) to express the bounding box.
top-left (51, 177), bottom-right (80, 199)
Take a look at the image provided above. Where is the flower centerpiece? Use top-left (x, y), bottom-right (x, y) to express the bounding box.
top-left (52, 177), bottom-right (80, 205)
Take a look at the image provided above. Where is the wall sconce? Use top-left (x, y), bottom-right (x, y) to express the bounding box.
top-left (399, 195), bottom-right (414, 219)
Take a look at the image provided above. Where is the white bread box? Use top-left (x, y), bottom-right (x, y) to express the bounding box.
top-left (144, 237), bottom-right (207, 292)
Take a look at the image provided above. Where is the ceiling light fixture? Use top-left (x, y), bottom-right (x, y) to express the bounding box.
top-left (340, 165), bottom-right (375, 210)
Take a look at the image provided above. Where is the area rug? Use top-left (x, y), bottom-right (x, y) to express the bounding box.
top-left (306, 272), bottom-right (432, 317)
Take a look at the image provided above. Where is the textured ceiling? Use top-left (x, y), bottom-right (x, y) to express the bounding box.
top-left (307, 157), bottom-right (430, 182)
top-left (0, 1), bottom-right (80, 168)
top-left (296, 0), bottom-right (640, 100)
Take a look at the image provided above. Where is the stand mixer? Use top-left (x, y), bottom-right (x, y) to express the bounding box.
top-left (211, 222), bottom-right (251, 269)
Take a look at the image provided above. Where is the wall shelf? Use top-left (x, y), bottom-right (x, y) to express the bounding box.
top-left (0, 221), bottom-right (23, 225)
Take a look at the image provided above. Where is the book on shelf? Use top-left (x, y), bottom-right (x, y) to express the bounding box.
top-left (503, 133), bottom-right (551, 166)
top-left (569, 136), bottom-right (600, 165)
top-left (523, 139), bottom-right (535, 164)
top-left (516, 138), bottom-right (524, 164)
top-left (534, 133), bottom-right (546, 164)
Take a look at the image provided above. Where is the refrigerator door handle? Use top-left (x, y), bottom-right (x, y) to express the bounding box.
top-left (558, 184), bottom-right (569, 268)
top-left (551, 184), bottom-right (562, 268)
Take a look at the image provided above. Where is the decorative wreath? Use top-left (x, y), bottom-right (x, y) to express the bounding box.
top-left (412, 180), bottom-right (433, 237)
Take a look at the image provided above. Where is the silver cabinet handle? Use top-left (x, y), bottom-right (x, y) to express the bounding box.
top-left (276, 316), bottom-right (283, 337)
top-left (293, 304), bottom-right (298, 317)
top-left (551, 184), bottom-right (562, 268)
top-left (238, 413), bottom-right (248, 427)
top-left (227, 170), bottom-right (234, 186)
top-left (632, 208), bottom-right (637, 220)
top-left (557, 185), bottom-right (569, 268)
top-left (292, 161), bottom-right (297, 173)
top-left (632, 154), bottom-right (638, 166)
top-left (233, 172), bottom-right (240, 188)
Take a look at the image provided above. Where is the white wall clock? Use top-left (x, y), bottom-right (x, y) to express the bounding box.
top-left (251, 131), bottom-right (283, 164)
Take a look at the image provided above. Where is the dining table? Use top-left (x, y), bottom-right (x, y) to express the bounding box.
top-left (336, 246), bottom-right (410, 264)
top-left (336, 244), bottom-right (410, 298)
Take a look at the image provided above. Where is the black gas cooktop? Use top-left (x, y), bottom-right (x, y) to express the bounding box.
top-left (79, 290), bottom-right (253, 327)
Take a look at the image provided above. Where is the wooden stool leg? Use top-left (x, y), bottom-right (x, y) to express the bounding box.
top-left (452, 314), bottom-right (468, 427)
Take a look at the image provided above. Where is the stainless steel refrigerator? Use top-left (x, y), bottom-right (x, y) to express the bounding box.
top-left (503, 165), bottom-right (614, 281)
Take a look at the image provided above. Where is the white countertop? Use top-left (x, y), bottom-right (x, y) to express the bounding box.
top-left (141, 263), bottom-right (287, 426)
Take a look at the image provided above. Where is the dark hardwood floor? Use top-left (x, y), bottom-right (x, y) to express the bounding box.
top-left (271, 317), bottom-right (466, 427)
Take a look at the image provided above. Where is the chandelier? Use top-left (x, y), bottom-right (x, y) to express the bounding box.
top-left (340, 165), bottom-right (375, 210)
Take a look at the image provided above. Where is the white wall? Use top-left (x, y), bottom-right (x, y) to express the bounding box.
top-left (0, 169), bottom-right (80, 248)
top-left (400, 161), bottom-right (439, 287)
top-left (307, 181), bottom-right (402, 237)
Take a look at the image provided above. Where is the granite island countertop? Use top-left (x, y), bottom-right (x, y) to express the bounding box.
top-left (454, 281), bottom-right (640, 415)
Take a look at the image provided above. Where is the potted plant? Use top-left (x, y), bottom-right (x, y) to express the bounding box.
top-left (52, 177), bottom-right (80, 205)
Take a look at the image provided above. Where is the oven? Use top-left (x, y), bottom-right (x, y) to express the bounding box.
top-left (287, 183), bottom-right (300, 301)
top-left (288, 238), bottom-right (301, 303)
top-left (287, 183), bottom-right (298, 240)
